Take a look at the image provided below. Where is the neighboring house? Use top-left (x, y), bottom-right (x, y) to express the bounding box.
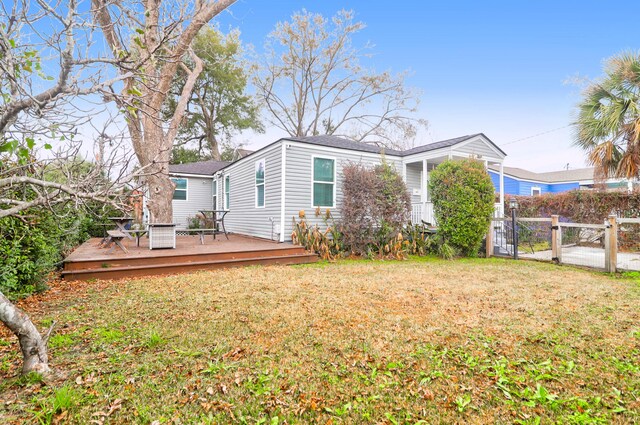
top-left (487, 165), bottom-right (636, 196)
top-left (168, 134), bottom-right (507, 242)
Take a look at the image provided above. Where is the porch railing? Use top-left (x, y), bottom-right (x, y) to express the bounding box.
top-left (410, 203), bottom-right (423, 224)
top-left (410, 202), bottom-right (503, 228)
top-left (411, 202), bottom-right (436, 226)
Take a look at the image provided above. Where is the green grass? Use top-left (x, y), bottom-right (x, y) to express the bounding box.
top-left (0, 257), bottom-right (639, 424)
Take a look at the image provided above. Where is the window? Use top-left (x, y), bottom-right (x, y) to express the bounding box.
top-left (312, 157), bottom-right (335, 207)
top-left (171, 178), bottom-right (187, 201)
top-left (212, 179), bottom-right (218, 209)
top-left (224, 175), bottom-right (230, 210)
top-left (255, 159), bottom-right (265, 208)
top-left (531, 187), bottom-right (541, 196)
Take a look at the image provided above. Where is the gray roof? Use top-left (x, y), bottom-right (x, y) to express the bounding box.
top-left (170, 133), bottom-right (505, 176)
top-left (401, 133), bottom-right (505, 156)
top-left (284, 133), bottom-right (504, 157)
top-left (489, 165), bottom-right (595, 183)
top-left (284, 135), bottom-right (404, 156)
top-left (169, 159), bottom-right (230, 176)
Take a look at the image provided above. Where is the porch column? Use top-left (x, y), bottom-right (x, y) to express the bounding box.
top-left (422, 159), bottom-right (428, 222)
top-left (402, 162), bottom-right (407, 183)
top-left (499, 162), bottom-right (505, 216)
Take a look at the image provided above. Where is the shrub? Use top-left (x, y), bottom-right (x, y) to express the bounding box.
top-left (0, 204), bottom-right (111, 298)
top-left (0, 216), bottom-right (57, 296)
top-left (505, 190), bottom-right (640, 251)
top-left (291, 212), bottom-right (342, 260)
top-left (340, 161), bottom-right (410, 256)
top-left (429, 159), bottom-right (494, 257)
top-left (292, 209), bottom-right (409, 260)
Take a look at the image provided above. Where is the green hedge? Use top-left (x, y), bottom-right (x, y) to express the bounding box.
top-left (0, 206), bottom-right (109, 298)
top-left (429, 159), bottom-right (495, 257)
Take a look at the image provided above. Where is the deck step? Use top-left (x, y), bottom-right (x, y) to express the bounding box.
top-left (63, 246), bottom-right (307, 271)
top-left (61, 253), bottom-right (318, 281)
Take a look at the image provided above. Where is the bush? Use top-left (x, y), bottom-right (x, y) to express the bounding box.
top-left (505, 190), bottom-right (640, 251)
top-left (0, 216), bottom-right (57, 296)
top-left (429, 159), bottom-right (494, 257)
top-left (340, 161), bottom-right (410, 256)
top-left (291, 212), bottom-right (343, 261)
top-left (0, 204), bottom-right (111, 298)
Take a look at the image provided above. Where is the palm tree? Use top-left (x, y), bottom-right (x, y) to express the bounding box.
top-left (574, 51), bottom-right (640, 180)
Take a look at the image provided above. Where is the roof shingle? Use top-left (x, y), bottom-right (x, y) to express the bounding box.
top-left (168, 159), bottom-right (230, 176)
top-left (489, 165), bottom-right (595, 183)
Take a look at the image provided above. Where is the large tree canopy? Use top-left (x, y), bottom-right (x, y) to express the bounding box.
top-left (167, 26), bottom-right (262, 160)
top-left (254, 9), bottom-right (426, 150)
top-left (574, 51), bottom-right (640, 180)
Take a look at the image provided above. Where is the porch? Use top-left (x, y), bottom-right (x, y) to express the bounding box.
top-left (404, 153), bottom-right (505, 226)
top-left (62, 234), bottom-right (317, 281)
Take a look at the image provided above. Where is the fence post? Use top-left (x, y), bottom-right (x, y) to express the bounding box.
top-left (605, 215), bottom-right (617, 273)
top-left (486, 220), bottom-right (493, 258)
top-left (551, 215), bottom-right (561, 264)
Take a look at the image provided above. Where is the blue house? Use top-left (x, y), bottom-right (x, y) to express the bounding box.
top-left (487, 165), bottom-right (633, 195)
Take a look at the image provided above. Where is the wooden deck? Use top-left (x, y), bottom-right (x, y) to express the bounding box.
top-left (62, 234), bottom-right (317, 281)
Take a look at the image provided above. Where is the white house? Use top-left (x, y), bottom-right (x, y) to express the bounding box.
top-left (168, 134), bottom-right (507, 242)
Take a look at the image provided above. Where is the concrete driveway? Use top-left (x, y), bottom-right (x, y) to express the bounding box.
top-left (520, 246), bottom-right (640, 271)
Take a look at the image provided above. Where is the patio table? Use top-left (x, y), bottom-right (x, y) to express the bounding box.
top-left (108, 217), bottom-right (134, 240)
top-left (125, 226), bottom-right (148, 247)
top-left (198, 210), bottom-right (229, 240)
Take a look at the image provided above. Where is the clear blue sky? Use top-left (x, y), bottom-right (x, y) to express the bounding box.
top-left (214, 0), bottom-right (639, 171)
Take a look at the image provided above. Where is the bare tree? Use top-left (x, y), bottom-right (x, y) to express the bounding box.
top-left (254, 9), bottom-right (427, 150)
top-left (0, 0), bottom-right (143, 374)
top-left (91, 0), bottom-right (237, 222)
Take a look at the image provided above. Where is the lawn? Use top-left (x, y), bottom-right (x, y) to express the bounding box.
top-left (0, 258), bottom-right (639, 424)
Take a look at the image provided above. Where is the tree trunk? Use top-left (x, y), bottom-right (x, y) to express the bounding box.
top-left (0, 291), bottom-right (51, 375)
top-left (207, 132), bottom-right (221, 161)
top-left (144, 165), bottom-right (175, 223)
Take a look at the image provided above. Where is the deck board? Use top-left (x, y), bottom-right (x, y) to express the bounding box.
top-left (63, 234), bottom-right (317, 280)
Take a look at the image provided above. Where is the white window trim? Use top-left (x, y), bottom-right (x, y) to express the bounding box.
top-left (531, 186), bottom-right (542, 196)
top-left (171, 177), bottom-right (188, 202)
top-left (255, 158), bottom-right (266, 208)
top-left (212, 179), bottom-right (218, 210)
top-left (224, 175), bottom-right (230, 210)
top-left (311, 155), bottom-right (337, 208)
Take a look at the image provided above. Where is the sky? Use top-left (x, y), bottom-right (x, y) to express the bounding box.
top-left (212, 0), bottom-right (640, 172)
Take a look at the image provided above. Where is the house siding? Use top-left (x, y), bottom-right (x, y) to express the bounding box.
top-left (518, 180), bottom-right (547, 196)
top-left (220, 144), bottom-right (283, 240)
top-left (283, 144), bottom-right (402, 241)
top-left (489, 171), bottom-right (519, 195)
top-left (488, 170), bottom-right (580, 195)
top-left (171, 176), bottom-right (214, 227)
top-left (454, 139), bottom-right (500, 158)
top-left (405, 164), bottom-right (422, 204)
top-left (548, 182), bottom-right (579, 193)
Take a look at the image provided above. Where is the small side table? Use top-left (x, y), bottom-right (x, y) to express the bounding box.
top-left (148, 223), bottom-right (176, 249)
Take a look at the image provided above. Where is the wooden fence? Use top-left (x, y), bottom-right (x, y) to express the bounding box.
top-left (487, 214), bottom-right (640, 273)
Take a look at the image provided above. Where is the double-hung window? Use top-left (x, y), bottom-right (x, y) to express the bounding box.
top-left (224, 175), bottom-right (230, 210)
top-left (312, 157), bottom-right (335, 207)
top-left (255, 159), bottom-right (265, 208)
top-left (171, 178), bottom-right (187, 201)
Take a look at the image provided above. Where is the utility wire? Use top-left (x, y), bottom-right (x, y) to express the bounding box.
top-left (499, 125), bottom-right (572, 147)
